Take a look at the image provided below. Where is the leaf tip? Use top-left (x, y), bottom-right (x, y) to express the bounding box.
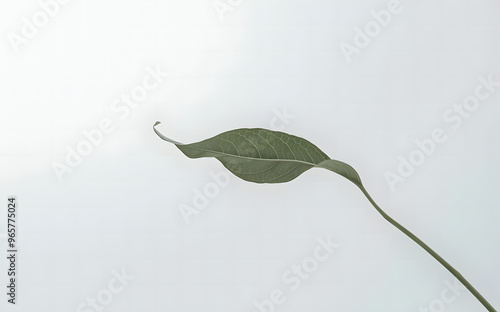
top-left (153, 121), bottom-right (183, 145)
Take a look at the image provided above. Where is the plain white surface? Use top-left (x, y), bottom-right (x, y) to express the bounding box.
top-left (1, 0), bottom-right (499, 311)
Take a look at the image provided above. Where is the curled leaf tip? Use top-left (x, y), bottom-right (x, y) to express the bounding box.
top-left (153, 122), bottom-right (183, 145)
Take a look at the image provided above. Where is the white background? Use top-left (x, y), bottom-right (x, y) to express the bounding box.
top-left (0, 0), bottom-right (499, 311)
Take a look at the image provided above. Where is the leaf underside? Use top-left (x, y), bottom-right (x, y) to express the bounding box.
top-left (153, 122), bottom-right (362, 186)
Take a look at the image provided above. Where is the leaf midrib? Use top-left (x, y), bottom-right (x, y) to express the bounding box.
top-left (183, 145), bottom-right (325, 166)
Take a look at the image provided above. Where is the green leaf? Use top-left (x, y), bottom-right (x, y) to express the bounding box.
top-left (152, 123), bottom-right (499, 312)
top-left (153, 121), bottom-right (362, 186)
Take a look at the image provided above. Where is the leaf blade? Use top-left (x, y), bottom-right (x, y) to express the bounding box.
top-left (154, 122), bottom-right (362, 186)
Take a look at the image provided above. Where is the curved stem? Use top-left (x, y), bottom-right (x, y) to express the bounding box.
top-left (357, 184), bottom-right (497, 312)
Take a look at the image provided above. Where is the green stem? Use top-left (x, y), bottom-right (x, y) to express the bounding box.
top-left (357, 184), bottom-right (497, 312)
